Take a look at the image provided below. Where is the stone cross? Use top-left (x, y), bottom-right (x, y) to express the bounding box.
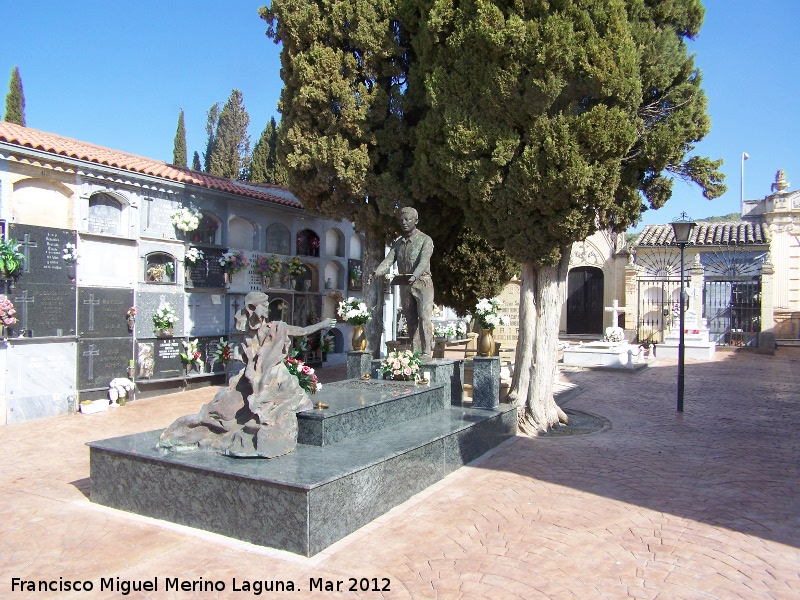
top-left (13, 289), bottom-right (34, 330)
top-left (187, 296), bottom-right (202, 328)
top-left (83, 293), bottom-right (100, 331)
top-left (18, 233), bottom-right (37, 274)
top-left (83, 344), bottom-right (100, 381)
top-left (604, 299), bottom-right (627, 327)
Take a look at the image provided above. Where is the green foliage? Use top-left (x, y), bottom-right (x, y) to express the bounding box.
top-left (431, 226), bottom-right (519, 317)
top-left (191, 151), bottom-right (201, 171)
top-left (249, 117), bottom-right (287, 184)
top-left (172, 109), bottom-right (187, 167)
top-left (0, 238), bottom-right (25, 275)
top-left (4, 66), bottom-right (25, 126)
top-left (203, 102), bottom-right (220, 172)
top-left (698, 212), bottom-right (741, 223)
top-left (206, 90), bottom-right (251, 179)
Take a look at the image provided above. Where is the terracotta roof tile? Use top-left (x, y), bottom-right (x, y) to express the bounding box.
top-left (634, 221), bottom-right (770, 247)
top-left (0, 122), bottom-right (303, 209)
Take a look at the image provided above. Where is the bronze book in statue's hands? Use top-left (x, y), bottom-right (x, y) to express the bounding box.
top-left (390, 274), bottom-right (414, 286)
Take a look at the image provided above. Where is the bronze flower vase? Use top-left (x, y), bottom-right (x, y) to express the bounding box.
top-left (478, 328), bottom-right (494, 357)
top-left (351, 325), bottom-right (367, 351)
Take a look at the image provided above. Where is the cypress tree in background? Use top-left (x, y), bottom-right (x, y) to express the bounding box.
top-left (249, 117), bottom-right (286, 184)
top-left (192, 151), bottom-right (201, 171)
top-left (203, 102), bottom-right (220, 172)
top-left (4, 66), bottom-right (26, 126)
top-left (206, 89), bottom-right (251, 180)
top-left (172, 109), bottom-right (187, 167)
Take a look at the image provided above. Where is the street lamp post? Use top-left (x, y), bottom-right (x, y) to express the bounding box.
top-left (671, 213), bottom-right (696, 413)
top-left (741, 152), bottom-right (749, 211)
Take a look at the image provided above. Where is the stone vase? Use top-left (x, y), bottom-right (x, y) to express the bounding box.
top-left (351, 325), bottom-right (367, 351)
top-left (126, 317), bottom-right (135, 333)
top-left (478, 328), bottom-right (494, 357)
top-left (156, 328), bottom-right (174, 338)
top-left (271, 272), bottom-right (282, 288)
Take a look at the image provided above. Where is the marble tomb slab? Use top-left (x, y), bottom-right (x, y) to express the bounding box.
top-left (78, 287), bottom-right (134, 338)
top-left (6, 339), bottom-right (76, 423)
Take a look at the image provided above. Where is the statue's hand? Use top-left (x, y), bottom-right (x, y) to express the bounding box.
top-left (407, 275), bottom-right (417, 285)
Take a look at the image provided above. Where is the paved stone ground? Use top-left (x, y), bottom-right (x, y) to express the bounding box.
top-left (1, 348), bottom-right (798, 598)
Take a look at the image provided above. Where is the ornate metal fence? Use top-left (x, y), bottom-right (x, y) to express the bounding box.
top-left (637, 278), bottom-right (684, 344)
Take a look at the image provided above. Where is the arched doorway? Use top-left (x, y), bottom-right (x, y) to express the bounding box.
top-left (566, 266), bottom-right (604, 334)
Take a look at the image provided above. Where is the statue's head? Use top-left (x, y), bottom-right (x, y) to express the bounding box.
top-left (398, 206), bottom-right (418, 235)
top-left (235, 292), bottom-right (270, 331)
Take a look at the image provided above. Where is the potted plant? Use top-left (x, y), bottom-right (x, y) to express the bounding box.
top-left (255, 254), bottom-right (282, 286)
top-left (152, 303), bottom-right (178, 337)
top-left (337, 297), bottom-right (372, 351)
top-left (0, 238), bottom-right (25, 278)
top-left (287, 256), bottom-right (304, 288)
top-left (180, 338), bottom-right (203, 375)
top-left (473, 297), bottom-right (510, 357)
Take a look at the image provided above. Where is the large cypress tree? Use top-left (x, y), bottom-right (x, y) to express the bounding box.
top-left (249, 117), bottom-right (286, 184)
top-left (4, 66), bottom-right (26, 126)
top-left (206, 90), bottom-right (251, 180)
top-left (172, 109), bottom-right (187, 167)
top-left (203, 102), bottom-right (220, 172)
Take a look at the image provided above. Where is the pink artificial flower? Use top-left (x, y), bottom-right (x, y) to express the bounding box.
top-left (301, 365), bottom-right (312, 375)
top-left (404, 366), bottom-right (412, 376)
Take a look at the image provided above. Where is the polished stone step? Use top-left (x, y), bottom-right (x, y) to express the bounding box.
top-left (297, 379), bottom-right (447, 446)
top-left (88, 402), bottom-right (517, 557)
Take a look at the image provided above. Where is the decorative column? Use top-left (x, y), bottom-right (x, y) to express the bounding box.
top-left (623, 254), bottom-right (639, 332)
top-left (472, 356), bottom-right (500, 410)
top-left (759, 253), bottom-right (776, 353)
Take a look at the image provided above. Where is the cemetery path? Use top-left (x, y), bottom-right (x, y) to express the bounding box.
top-left (1, 349), bottom-right (799, 598)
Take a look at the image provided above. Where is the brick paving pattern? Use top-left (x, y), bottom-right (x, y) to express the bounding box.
top-left (1, 348), bottom-right (798, 598)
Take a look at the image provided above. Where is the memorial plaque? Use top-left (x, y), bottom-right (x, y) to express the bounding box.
top-left (6, 340), bottom-right (77, 423)
top-left (186, 248), bottom-right (226, 288)
top-left (78, 237), bottom-right (137, 288)
top-left (9, 283), bottom-right (76, 338)
top-left (142, 196), bottom-right (181, 239)
top-left (186, 292), bottom-right (226, 336)
top-left (134, 291), bottom-right (185, 339)
top-left (78, 287), bottom-right (134, 338)
top-left (493, 281), bottom-right (520, 355)
top-left (78, 337), bottom-right (134, 390)
top-left (152, 337), bottom-right (184, 380)
top-left (7, 224), bottom-right (77, 285)
top-left (87, 195), bottom-right (122, 235)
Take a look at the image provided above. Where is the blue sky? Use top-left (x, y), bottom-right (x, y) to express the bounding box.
top-left (1, 1), bottom-right (797, 231)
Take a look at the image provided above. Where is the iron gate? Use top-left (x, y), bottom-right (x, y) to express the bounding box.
top-left (704, 279), bottom-right (761, 346)
top-left (637, 278), bottom-right (685, 344)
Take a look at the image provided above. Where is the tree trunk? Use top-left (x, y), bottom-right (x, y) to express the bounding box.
top-left (361, 232), bottom-right (386, 357)
top-left (513, 248), bottom-right (571, 434)
top-left (509, 262), bottom-right (536, 430)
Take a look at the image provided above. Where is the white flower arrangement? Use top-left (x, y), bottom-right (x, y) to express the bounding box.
top-left (62, 242), bottom-right (78, 263)
top-left (474, 297), bottom-right (511, 331)
top-left (603, 327), bottom-right (625, 343)
top-left (152, 303), bottom-right (178, 330)
top-left (108, 377), bottom-right (134, 403)
top-left (434, 322), bottom-right (457, 339)
top-left (456, 321), bottom-right (468, 338)
top-left (337, 297), bottom-right (371, 326)
top-left (185, 247), bottom-right (204, 264)
top-left (170, 204), bottom-right (201, 232)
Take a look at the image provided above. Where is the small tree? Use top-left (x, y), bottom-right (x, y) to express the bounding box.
top-left (172, 109), bottom-right (187, 167)
top-left (4, 67), bottom-right (25, 126)
top-left (202, 102), bottom-right (220, 172)
top-left (249, 117), bottom-right (286, 184)
top-left (191, 151), bottom-right (202, 171)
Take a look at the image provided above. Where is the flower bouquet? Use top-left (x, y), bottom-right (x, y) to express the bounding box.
top-left (349, 265), bottom-right (362, 287)
top-left (0, 294), bottom-right (17, 329)
top-left (185, 247), bottom-right (204, 264)
top-left (126, 306), bottom-right (137, 331)
top-left (336, 298), bottom-right (371, 325)
top-left (219, 250), bottom-right (249, 276)
top-left (152, 303), bottom-right (178, 335)
top-left (0, 238), bottom-right (25, 277)
top-left (473, 297), bottom-right (510, 331)
top-left (212, 338), bottom-right (234, 368)
top-left (255, 254), bottom-right (282, 277)
top-left (379, 349), bottom-right (423, 381)
top-left (180, 339), bottom-right (203, 372)
top-left (62, 242), bottom-right (78, 264)
top-left (287, 256), bottom-right (304, 276)
top-left (284, 356), bottom-right (321, 394)
top-left (147, 264), bottom-right (166, 282)
top-left (170, 204), bottom-right (201, 232)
